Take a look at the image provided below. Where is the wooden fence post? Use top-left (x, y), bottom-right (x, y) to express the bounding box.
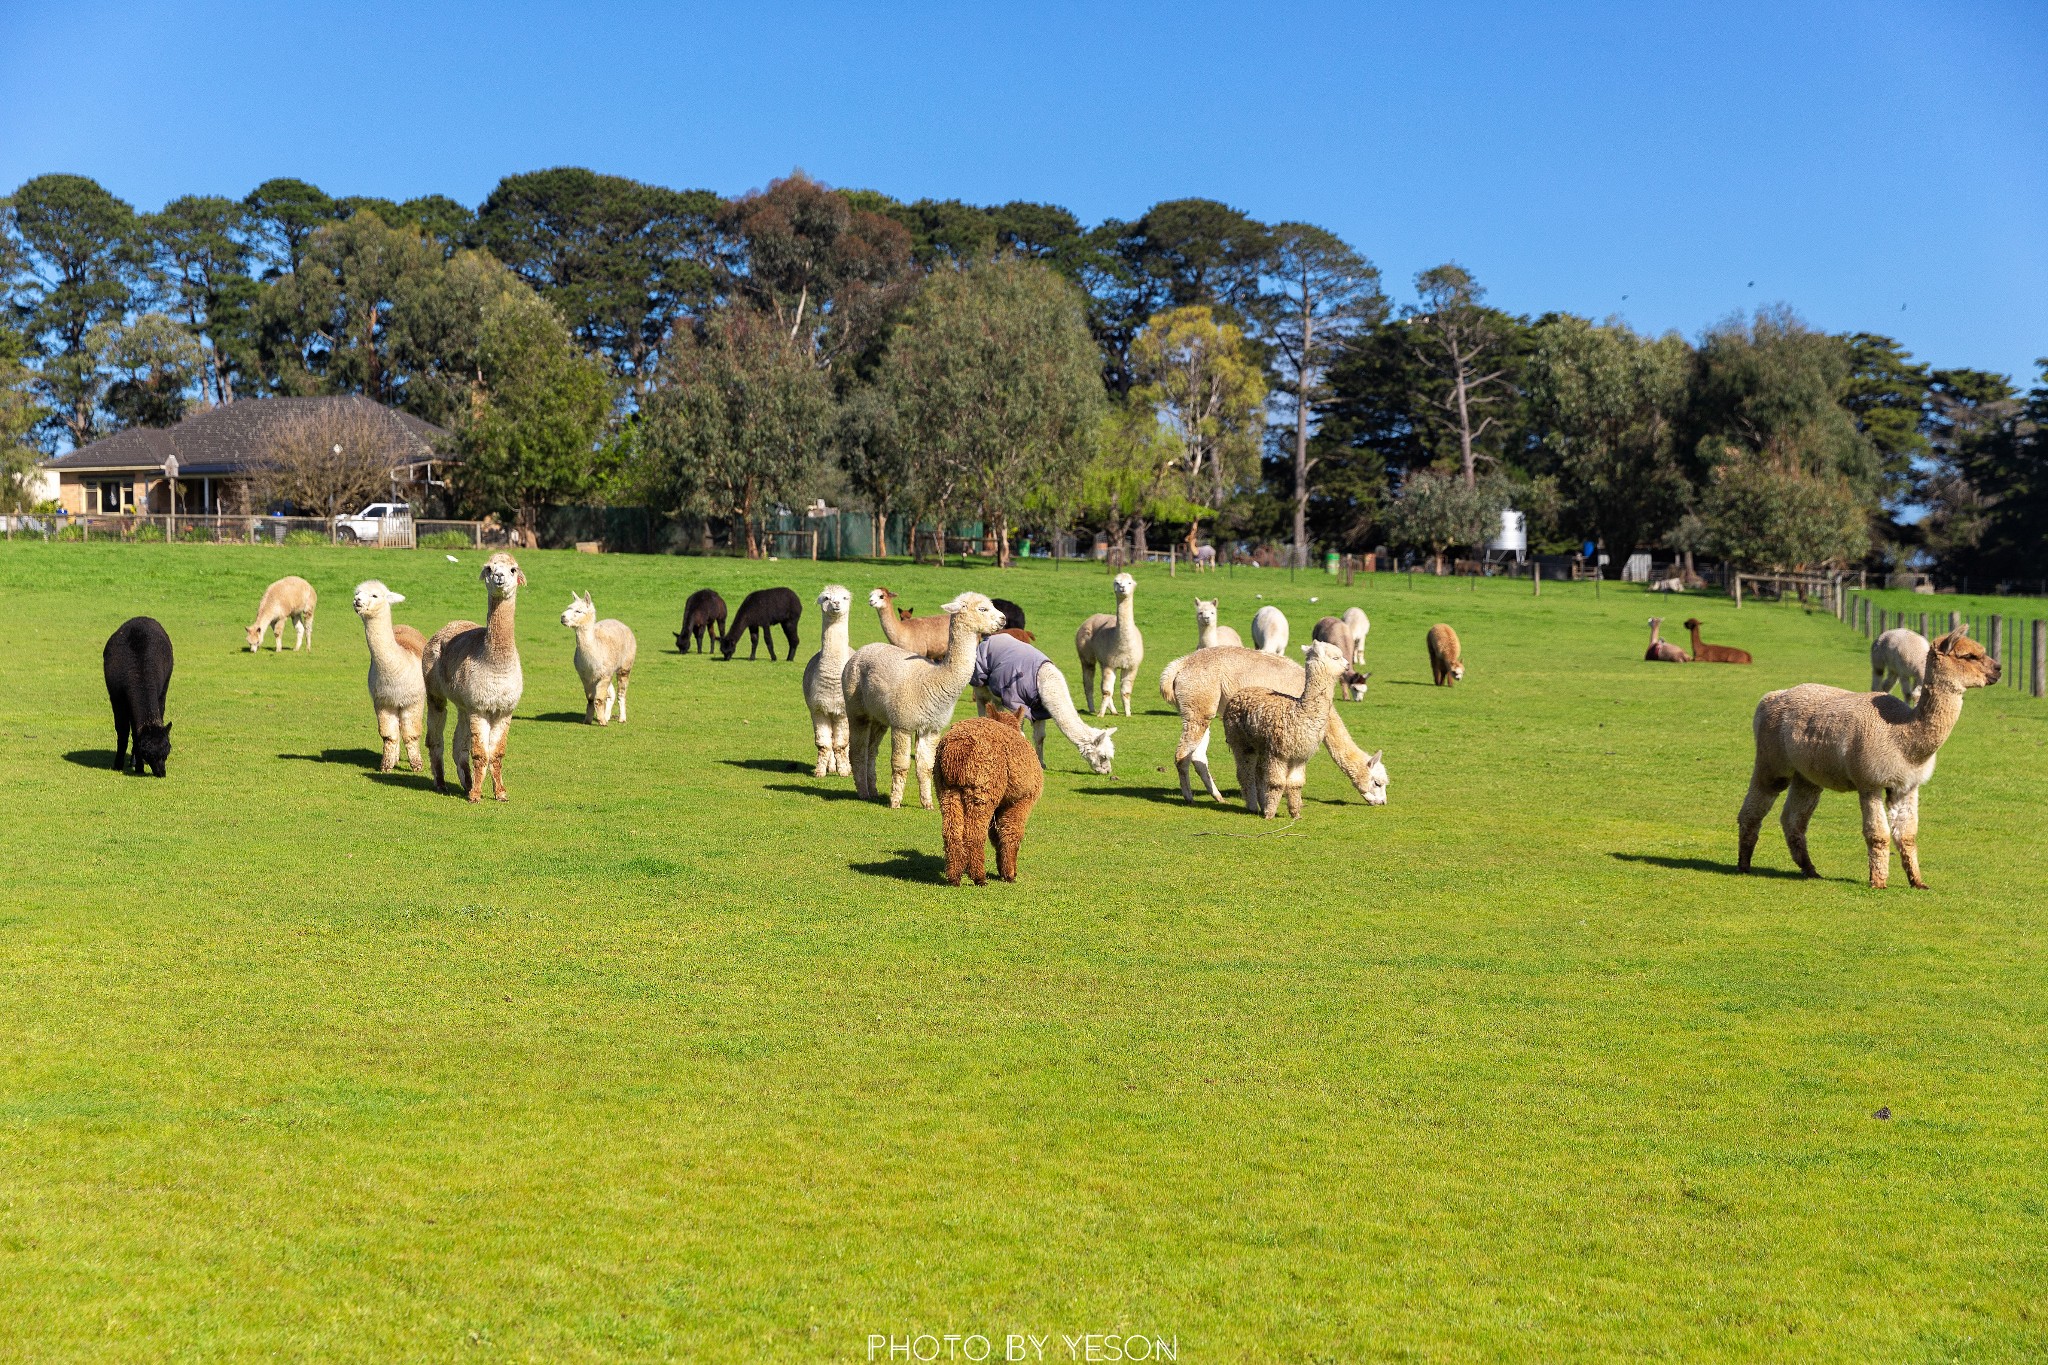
top-left (1990, 615), bottom-right (2004, 679)
top-left (2034, 620), bottom-right (2046, 699)
top-left (1734, 573), bottom-right (1743, 608)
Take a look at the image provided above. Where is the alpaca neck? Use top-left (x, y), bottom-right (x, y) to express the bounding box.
top-left (935, 613), bottom-right (983, 690)
top-left (1115, 594), bottom-right (1136, 635)
top-left (1688, 625), bottom-right (1706, 655)
top-left (571, 619), bottom-right (599, 652)
top-left (365, 610), bottom-right (405, 662)
top-left (1037, 662), bottom-right (1095, 744)
top-left (875, 602), bottom-right (906, 648)
top-left (484, 593), bottom-right (518, 661)
top-left (1198, 621), bottom-right (1218, 649)
top-left (1299, 661), bottom-right (1339, 713)
top-left (1898, 671), bottom-right (1967, 764)
top-left (821, 612), bottom-right (850, 655)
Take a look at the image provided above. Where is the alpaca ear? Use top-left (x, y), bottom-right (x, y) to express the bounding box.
top-left (517, 570), bottom-right (528, 587)
top-left (1101, 726), bottom-right (1117, 737)
top-left (388, 591), bottom-right (405, 604)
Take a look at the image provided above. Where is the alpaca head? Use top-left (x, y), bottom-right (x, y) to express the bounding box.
top-left (817, 584), bottom-right (852, 620)
top-left (352, 580), bottom-right (404, 620)
top-left (1300, 639), bottom-right (1346, 681)
top-left (941, 591), bottom-right (1007, 638)
top-left (559, 591), bottom-right (596, 629)
top-left (1195, 598), bottom-right (1219, 629)
top-left (986, 703), bottom-right (1025, 731)
top-left (243, 621), bottom-right (263, 649)
top-left (1079, 724), bottom-right (1117, 775)
top-left (1112, 572), bottom-right (1136, 601)
top-left (1341, 668), bottom-right (1370, 701)
top-left (482, 552), bottom-right (524, 600)
top-left (1359, 748), bottom-right (1389, 805)
top-left (1929, 628), bottom-right (2000, 690)
top-left (134, 721), bottom-right (171, 778)
top-left (1682, 617), bottom-right (1703, 633)
top-left (868, 587), bottom-right (895, 613)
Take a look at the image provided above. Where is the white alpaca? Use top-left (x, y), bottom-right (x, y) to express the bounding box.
top-left (1194, 598), bottom-right (1242, 649)
top-left (1158, 646), bottom-right (1388, 806)
top-left (801, 584), bottom-right (855, 777)
top-left (970, 632), bottom-right (1116, 774)
top-left (559, 591), bottom-right (637, 725)
top-left (1074, 572), bottom-right (1143, 716)
top-left (1870, 627), bottom-right (1930, 706)
top-left (1340, 607), bottom-right (1369, 664)
top-left (352, 580), bottom-right (426, 772)
top-left (247, 576), bottom-right (317, 652)
top-left (843, 592), bottom-right (1008, 808)
top-left (1251, 605), bottom-right (1289, 654)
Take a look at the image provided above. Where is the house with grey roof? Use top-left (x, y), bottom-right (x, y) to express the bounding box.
top-left (41, 395), bottom-right (452, 517)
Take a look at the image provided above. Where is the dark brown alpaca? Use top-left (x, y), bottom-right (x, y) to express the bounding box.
top-left (935, 706), bottom-right (1043, 886)
top-left (1683, 617), bottom-right (1752, 664)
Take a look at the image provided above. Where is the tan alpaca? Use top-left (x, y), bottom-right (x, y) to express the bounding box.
top-left (1426, 623), bottom-right (1464, 684)
top-left (935, 706), bottom-right (1043, 886)
top-left (1222, 641), bottom-right (1348, 818)
top-left (423, 552), bottom-right (525, 802)
top-left (1737, 629), bottom-right (1999, 889)
top-left (843, 592), bottom-right (1009, 809)
top-left (868, 587), bottom-right (949, 662)
top-left (559, 591), bottom-right (637, 725)
top-left (1194, 598), bottom-right (1242, 649)
top-left (1074, 572), bottom-right (1143, 715)
top-left (1158, 647), bottom-right (1388, 806)
top-left (246, 576), bottom-right (317, 652)
top-left (352, 580), bottom-right (426, 772)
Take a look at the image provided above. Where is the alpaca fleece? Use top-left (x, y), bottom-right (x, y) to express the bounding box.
top-left (103, 616), bottom-right (174, 776)
top-left (935, 708), bottom-right (1043, 885)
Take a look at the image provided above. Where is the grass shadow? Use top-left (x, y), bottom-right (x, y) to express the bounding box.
top-left (526, 712), bottom-right (588, 724)
top-left (62, 749), bottom-right (120, 770)
top-left (850, 847), bottom-right (947, 883)
top-left (723, 758), bottom-right (811, 774)
top-left (366, 770), bottom-right (438, 792)
top-left (763, 781), bottom-right (867, 803)
top-left (1610, 852), bottom-right (1817, 881)
top-left (277, 748), bottom-right (382, 769)
top-left (1073, 783), bottom-right (1201, 807)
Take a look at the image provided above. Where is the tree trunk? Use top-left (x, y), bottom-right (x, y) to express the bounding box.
top-left (1453, 368), bottom-right (1477, 489)
top-left (1293, 314), bottom-right (1313, 568)
top-left (1133, 519), bottom-right (1149, 556)
top-left (997, 513), bottom-right (1011, 569)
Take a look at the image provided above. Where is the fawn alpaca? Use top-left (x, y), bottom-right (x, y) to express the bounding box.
top-left (247, 576), bottom-right (317, 652)
top-left (1222, 641), bottom-right (1348, 818)
top-left (1074, 572), bottom-right (1143, 715)
top-left (560, 591), bottom-right (637, 724)
top-left (423, 553), bottom-right (525, 802)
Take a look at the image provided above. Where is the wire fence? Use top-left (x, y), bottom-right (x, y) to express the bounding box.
top-left (1846, 590), bottom-right (2046, 699)
top-left (1, 512), bottom-right (497, 548)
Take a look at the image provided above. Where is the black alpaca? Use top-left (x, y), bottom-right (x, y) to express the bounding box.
top-left (673, 588), bottom-right (728, 654)
top-left (720, 587), bottom-right (802, 660)
top-left (991, 598), bottom-right (1026, 631)
top-left (103, 616), bottom-right (174, 776)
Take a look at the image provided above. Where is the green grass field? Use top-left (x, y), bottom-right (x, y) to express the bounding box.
top-left (1, 542), bottom-right (2043, 1362)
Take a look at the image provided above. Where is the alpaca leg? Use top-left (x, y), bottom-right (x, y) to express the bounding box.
top-left (1099, 667), bottom-right (1120, 716)
top-left (1261, 757), bottom-right (1287, 820)
top-left (1190, 726), bottom-right (1223, 802)
top-left (113, 707), bottom-right (130, 772)
top-left (940, 788), bottom-right (970, 885)
top-left (992, 797), bottom-right (1033, 882)
top-left (1119, 672), bottom-right (1135, 716)
top-left (847, 720), bottom-right (869, 797)
top-left (811, 708), bottom-right (835, 778)
top-left (466, 713), bottom-right (490, 803)
top-left (377, 708), bottom-right (402, 772)
top-left (1284, 761), bottom-right (1309, 819)
top-left (1780, 775), bottom-right (1823, 878)
top-left (913, 732), bottom-right (939, 810)
top-left (274, 619), bottom-right (285, 653)
top-left (1174, 714), bottom-right (1210, 801)
top-left (1860, 788), bottom-right (1892, 889)
top-left (488, 718), bottom-right (510, 801)
top-left (886, 729), bottom-right (911, 809)
top-left (960, 796), bottom-right (997, 885)
top-left (614, 671), bottom-right (629, 724)
top-left (403, 704), bottom-right (425, 772)
top-left (1736, 767), bottom-right (1786, 872)
top-left (1080, 660), bottom-right (1098, 714)
top-left (426, 699), bottom-right (448, 791)
top-left (1032, 719), bottom-right (1047, 765)
top-left (1890, 786), bottom-right (1925, 889)
top-left (833, 714), bottom-right (851, 775)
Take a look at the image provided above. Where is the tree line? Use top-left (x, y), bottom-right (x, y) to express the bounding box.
top-left (3, 168), bottom-right (2041, 581)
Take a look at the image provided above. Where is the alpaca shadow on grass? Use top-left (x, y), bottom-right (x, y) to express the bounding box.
top-left (851, 847), bottom-right (949, 884)
top-left (525, 712), bottom-right (589, 724)
top-left (763, 781), bottom-right (868, 803)
top-left (365, 770), bottom-right (438, 792)
top-left (63, 749), bottom-right (119, 769)
top-left (722, 758), bottom-right (811, 774)
top-left (1075, 783), bottom-right (1350, 809)
top-left (1609, 852), bottom-right (1818, 881)
top-left (277, 748), bottom-right (383, 769)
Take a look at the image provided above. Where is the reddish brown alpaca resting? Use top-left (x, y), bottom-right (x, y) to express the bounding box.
top-left (934, 706), bottom-right (1043, 886)
top-left (1683, 617), bottom-right (1752, 664)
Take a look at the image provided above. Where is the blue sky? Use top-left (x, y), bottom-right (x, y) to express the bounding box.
top-left (4, 0), bottom-right (2043, 383)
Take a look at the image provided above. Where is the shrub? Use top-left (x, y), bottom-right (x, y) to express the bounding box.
top-left (131, 522), bottom-right (165, 542)
top-left (421, 530), bottom-right (472, 549)
top-left (283, 529), bottom-right (329, 546)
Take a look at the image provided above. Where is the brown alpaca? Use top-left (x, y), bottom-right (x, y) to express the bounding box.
top-left (994, 626), bottom-right (1036, 645)
top-left (870, 587), bottom-right (950, 661)
top-left (935, 706), bottom-right (1043, 885)
top-left (1683, 617), bottom-right (1751, 664)
top-left (1426, 623), bottom-right (1464, 685)
top-left (1738, 629), bottom-right (1999, 889)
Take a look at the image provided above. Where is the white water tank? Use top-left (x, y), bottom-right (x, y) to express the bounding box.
top-left (1489, 508), bottom-right (1527, 556)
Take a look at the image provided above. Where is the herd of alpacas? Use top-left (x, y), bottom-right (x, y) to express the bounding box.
top-left (93, 554), bottom-right (1998, 891)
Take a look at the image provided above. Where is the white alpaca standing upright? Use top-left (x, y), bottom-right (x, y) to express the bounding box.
top-left (559, 591), bottom-right (637, 725)
top-left (1870, 627), bottom-right (1930, 705)
top-left (1251, 605), bottom-right (1289, 654)
top-left (352, 580), bottom-right (426, 772)
top-left (1074, 572), bottom-right (1143, 716)
top-left (1194, 599), bottom-right (1242, 649)
top-left (801, 584), bottom-right (855, 777)
top-left (843, 592), bottom-right (1008, 808)
top-left (1340, 607), bottom-right (1369, 665)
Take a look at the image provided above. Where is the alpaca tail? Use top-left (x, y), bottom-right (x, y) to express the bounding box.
top-left (1158, 656), bottom-right (1185, 704)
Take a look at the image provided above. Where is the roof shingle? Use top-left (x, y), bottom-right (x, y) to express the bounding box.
top-left (42, 396), bottom-right (451, 475)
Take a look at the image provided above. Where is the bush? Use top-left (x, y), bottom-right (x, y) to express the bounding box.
top-left (284, 529), bottom-right (329, 546)
top-left (421, 530), bottom-right (472, 549)
top-left (53, 523), bottom-right (85, 542)
top-left (131, 522), bottom-right (165, 542)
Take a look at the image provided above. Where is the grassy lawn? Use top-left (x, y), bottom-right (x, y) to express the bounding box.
top-left (1, 541), bottom-right (2043, 1363)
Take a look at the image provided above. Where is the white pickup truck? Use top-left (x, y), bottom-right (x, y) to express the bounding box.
top-left (334, 502), bottom-right (414, 544)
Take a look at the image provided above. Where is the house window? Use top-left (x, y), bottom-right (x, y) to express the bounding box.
top-left (88, 479), bottom-right (133, 513)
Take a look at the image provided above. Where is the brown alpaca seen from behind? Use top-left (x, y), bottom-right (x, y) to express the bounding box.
top-left (934, 706), bottom-right (1043, 886)
top-left (1683, 617), bottom-right (1751, 664)
top-left (1426, 623), bottom-right (1464, 685)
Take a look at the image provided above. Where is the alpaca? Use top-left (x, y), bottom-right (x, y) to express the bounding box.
top-left (673, 588), bottom-right (727, 654)
top-left (1251, 605), bottom-right (1289, 654)
top-left (1193, 544), bottom-right (1217, 572)
top-left (1312, 617), bottom-right (1369, 699)
top-left (1870, 627), bottom-right (1929, 705)
top-left (1737, 629), bottom-right (1999, 888)
top-left (970, 631), bottom-right (1116, 774)
top-left (423, 552), bottom-right (525, 802)
top-left (1340, 607), bottom-right (1370, 664)
top-left (353, 580), bottom-right (427, 772)
top-left (721, 587), bottom-right (801, 660)
top-left (1427, 623), bottom-right (1464, 685)
top-left (1222, 641), bottom-right (1348, 818)
top-left (1683, 617), bottom-right (1752, 665)
top-left (1645, 616), bottom-right (1691, 664)
top-left (246, 576), bottom-right (317, 652)
top-left (1195, 599), bottom-right (1243, 649)
top-left (1158, 647), bottom-right (1388, 806)
top-left (560, 591), bottom-right (637, 725)
top-left (843, 592), bottom-right (1009, 808)
top-left (995, 627), bottom-right (1036, 645)
top-left (801, 584), bottom-right (855, 777)
top-left (1074, 572), bottom-right (1143, 716)
top-left (869, 587), bottom-right (950, 662)
top-left (991, 597), bottom-right (1027, 631)
top-left (103, 616), bottom-right (173, 776)
top-left (935, 706), bottom-right (1044, 885)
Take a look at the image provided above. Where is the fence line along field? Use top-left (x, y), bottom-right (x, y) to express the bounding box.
top-left (1, 541), bottom-right (2043, 1361)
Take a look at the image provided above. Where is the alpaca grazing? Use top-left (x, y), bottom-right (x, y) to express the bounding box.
top-left (103, 616), bottom-right (173, 776)
top-left (935, 706), bottom-right (1044, 885)
top-left (1340, 607), bottom-right (1370, 664)
top-left (1871, 627), bottom-right (1930, 705)
top-left (353, 580), bottom-right (427, 772)
top-left (721, 587), bottom-right (802, 660)
top-left (246, 576), bottom-right (317, 652)
top-left (1222, 641), bottom-right (1349, 819)
top-left (1737, 629), bottom-right (1999, 888)
top-left (970, 631), bottom-right (1116, 774)
top-left (801, 584), bottom-right (855, 777)
top-left (423, 552), bottom-right (525, 802)
top-left (673, 588), bottom-right (727, 654)
top-left (991, 597), bottom-right (1027, 630)
top-left (1683, 617), bottom-right (1752, 665)
top-left (843, 592), bottom-right (1009, 808)
top-left (1311, 617), bottom-right (1370, 699)
top-left (1159, 647), bottom-right (1389, 806)
top-left (1251, 605), bottom-right (1289, 654)
top-left (1427, 623), bottom-right (1464, 684)
top-left (1194, 598), bottom-right (1243, 649)
top-left (560, 591), bottom-right (637, 725)
top-left (869, 587), bottom-right (950, 662)
top-left (1644, 617), bottom-right (1691, 663)
top-left (1074, 572), bottom-right (1144, 716)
